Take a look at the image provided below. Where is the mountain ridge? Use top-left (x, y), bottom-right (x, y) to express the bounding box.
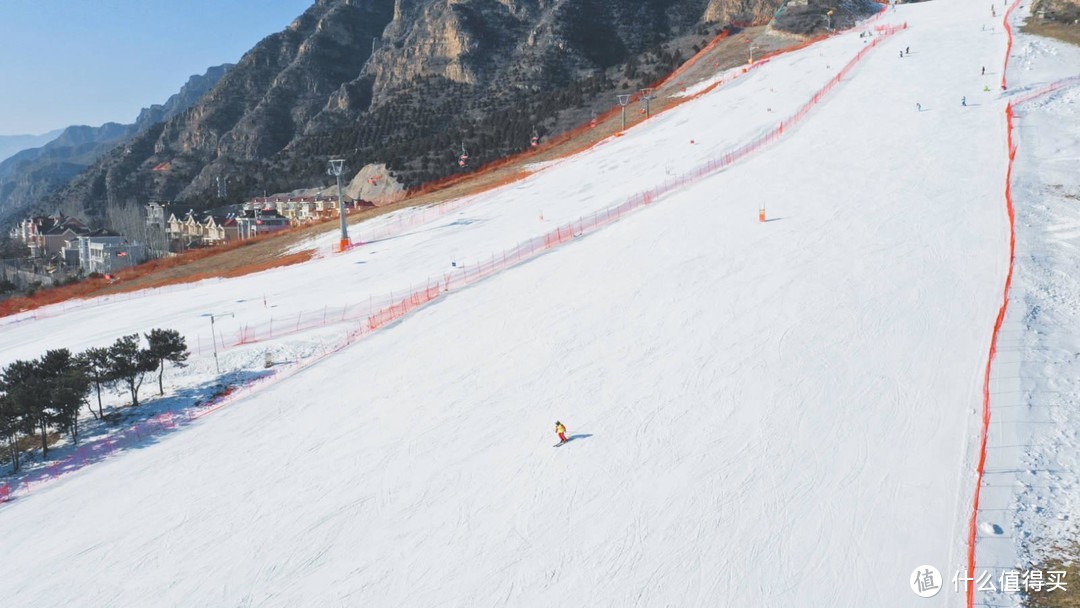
top-left (0, 64), bottom-right (233, 227)
top-left (0, 131), bottom-right (64, 165)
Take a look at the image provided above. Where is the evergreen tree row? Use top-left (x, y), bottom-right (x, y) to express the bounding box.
top-left (0, 329), bottom-right (189, 473)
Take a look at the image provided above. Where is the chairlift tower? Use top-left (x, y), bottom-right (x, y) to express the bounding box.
top-left (327, 159), bottom-right (350, 251)
top-left (617, 94), bottom-right (632, 130)
top-left (639, 88), bottom-right (655, 119)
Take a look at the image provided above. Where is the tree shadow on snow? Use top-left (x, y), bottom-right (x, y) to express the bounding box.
top-left (0, 370), bottom-right (273, 499)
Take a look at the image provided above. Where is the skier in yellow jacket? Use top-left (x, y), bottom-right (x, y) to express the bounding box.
top-left (555, 421), bottom-right (568, 444)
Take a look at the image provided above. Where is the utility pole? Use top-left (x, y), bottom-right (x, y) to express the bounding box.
top-left (202, 312), bottom-right (234, 375)
top-left (617, 94), bottom-right (632, 130)
top-left (327, 159), bottom-right (351, 251)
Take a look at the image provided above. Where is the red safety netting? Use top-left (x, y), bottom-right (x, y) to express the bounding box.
top-left (1001, 0), bottom-right (1021, 90)
top-left (964, 0), bottom-right (1023, 601)
top-left (963, 67), bottom-right (1080, 608)
top-left (1012, 74), bottom-right (1080, 105)
top-left (965, 99), bottom-right (1016, 608)
top-left (227, 24), bottom-right (907, 350)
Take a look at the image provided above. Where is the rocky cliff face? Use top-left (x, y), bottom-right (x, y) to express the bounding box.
top-left (135, 64), bottom-right (234, 131)
top-left (43, 0), bottom-right (844, 226)
top-left (705, 0), bottom-right (779, 24)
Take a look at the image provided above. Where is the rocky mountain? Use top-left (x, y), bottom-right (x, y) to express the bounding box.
top-left (33, 0), bottom-right (874, 227)
top-left (134, 64), bottom-right (234, 131)
top-left (0, 64), bottom-right (232, 228)
top-left (0, 130), bottom-right (63, 165)
top-left (0, 123), bottom-right (136, 227)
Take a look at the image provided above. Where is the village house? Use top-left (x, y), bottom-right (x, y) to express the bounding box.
top-left (83, 239), bottom-right (146, 274)
top-left (145, 201), bottom-right (169, 232)
top-left (9, 214), bottom-right (90, 259)
top-left (247, 194), bottom-right (367, 224)
top-left (9, 213), bottom-right (146, 274)
top-left (165, 210), bottom-right (220, 249)
top-left (146, 192), bottom-right (368, 253)
top-left (235, 208), bottom-right (290, 239)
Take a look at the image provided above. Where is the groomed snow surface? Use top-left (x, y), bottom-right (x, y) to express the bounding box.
top-left (1, 0), bottom-right (1075, 605)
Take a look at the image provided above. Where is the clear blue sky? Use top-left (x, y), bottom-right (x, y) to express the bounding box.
top-left (0, 1), bottom-right (314, 136)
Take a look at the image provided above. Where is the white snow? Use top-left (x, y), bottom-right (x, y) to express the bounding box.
top-left (1, 0), bottom-right (1074, 605)
top-left (971, 3), bottom-right (1080, 606)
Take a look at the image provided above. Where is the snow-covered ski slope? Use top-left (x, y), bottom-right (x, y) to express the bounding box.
top-left (0, 0), bottom-right (1027, 605)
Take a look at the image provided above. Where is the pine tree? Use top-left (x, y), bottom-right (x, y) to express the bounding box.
top-left (107, 335), bottom-right (157, 407)
top-left (76, 347), bottom-right (113, 419)
top-left (0, 388), bottom-right (27, 473)
top-left (0, 359), bottom-right (47, 457)
top-left (38, 349), bottom-right (90, 445)
top-left (145, 329), bottom-right (190, 396)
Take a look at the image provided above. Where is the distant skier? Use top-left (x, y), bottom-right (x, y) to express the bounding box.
top-left (962, 96), bottom-right (967, 106)
top-left (900, 50), bottom-right (903, 58)
top-left (916, 102), bottom-right (922, 112)
top-left (555, 421), bottom-right (568, 445)
top-left (905, 46), bottom-right (910, 54)
top-left (981, 66), bottom-right (986, 75)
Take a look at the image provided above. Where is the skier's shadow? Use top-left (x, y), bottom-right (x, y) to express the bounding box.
top-left (567, 433), bottom-right (593, 442)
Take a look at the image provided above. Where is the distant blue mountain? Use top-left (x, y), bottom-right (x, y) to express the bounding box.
top-left (0, 130), bottom-right (63, 165)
